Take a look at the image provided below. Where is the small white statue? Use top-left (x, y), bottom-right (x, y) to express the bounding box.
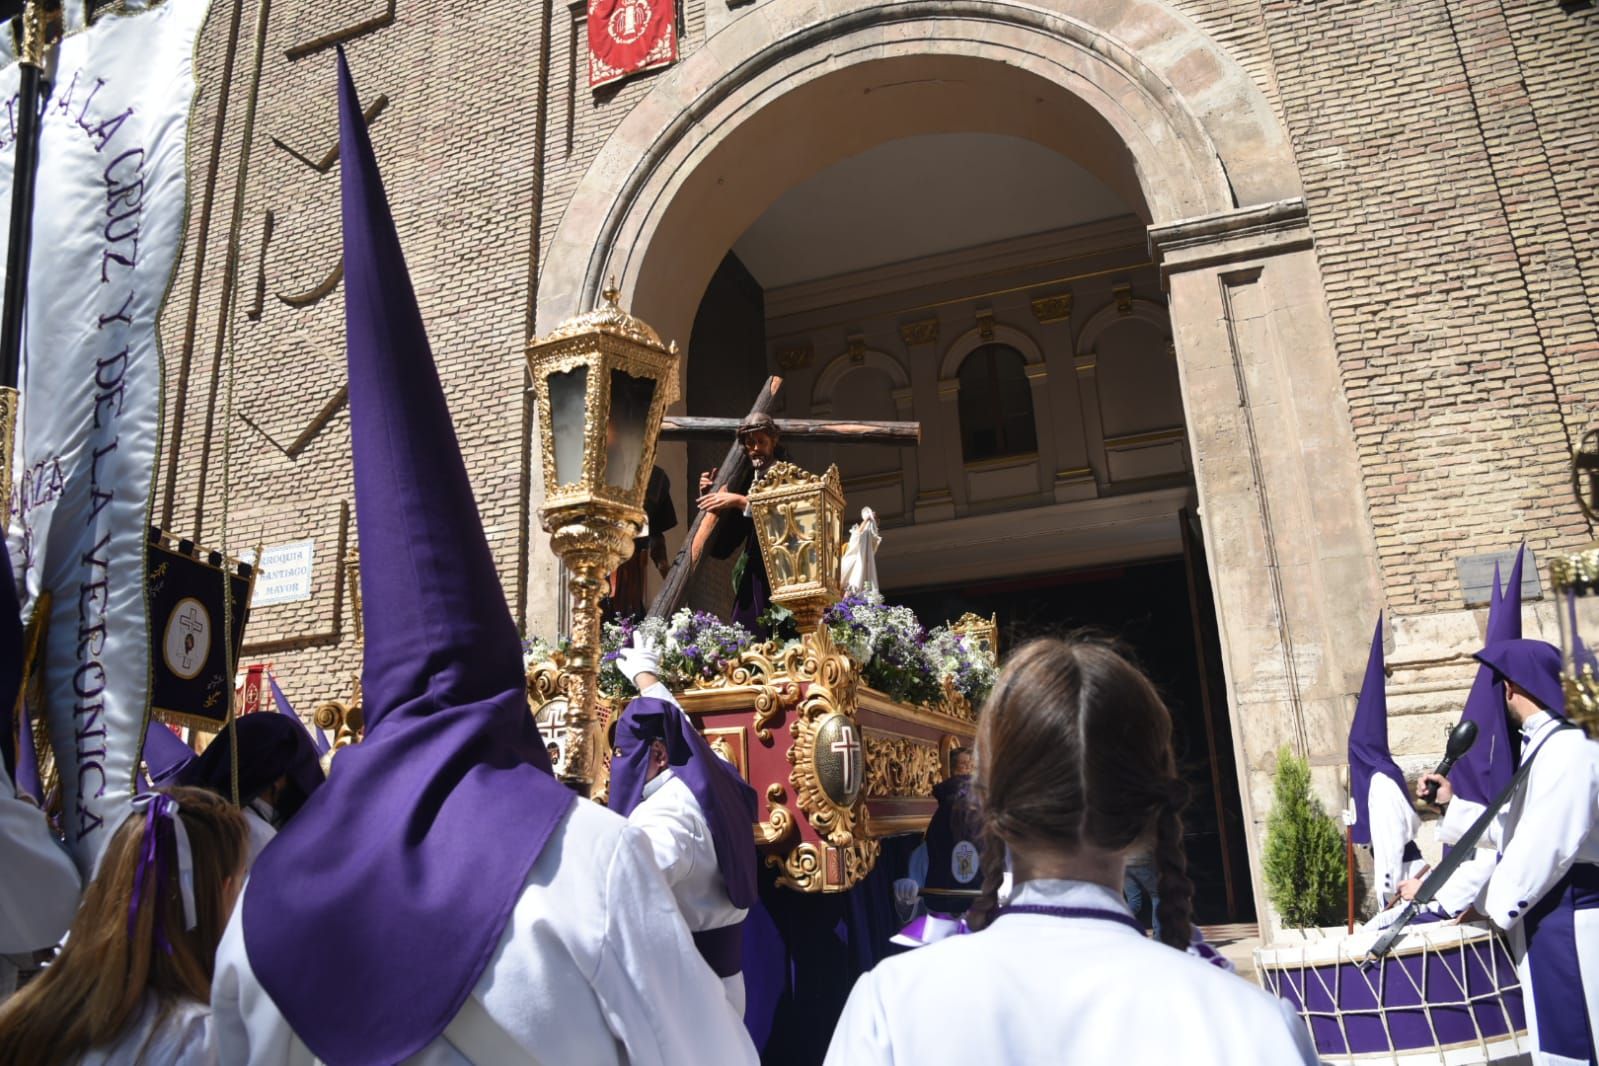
top-left (840, 507), bottom-right (881, 593)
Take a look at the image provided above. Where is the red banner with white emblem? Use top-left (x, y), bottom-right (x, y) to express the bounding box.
top-left (588, 0), bottom-right (677, 88)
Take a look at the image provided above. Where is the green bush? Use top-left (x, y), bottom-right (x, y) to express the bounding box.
top-left (1263, 747), bottom-right (1348, 929)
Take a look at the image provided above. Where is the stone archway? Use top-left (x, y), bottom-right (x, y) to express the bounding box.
top-left (536, 0), bottom-right (1384, 929)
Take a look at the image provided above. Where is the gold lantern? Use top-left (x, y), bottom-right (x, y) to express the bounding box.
top-left (951, 612), bottom-right (999, 663)
top-left (748, 462), bottom-right (846, 631)
top-left (526, 284), bottom-right (679, 791)
top-left (1549, 546), bottom-right (1599, 737)
top-left (1549, 429), bottom-right (1599, 737)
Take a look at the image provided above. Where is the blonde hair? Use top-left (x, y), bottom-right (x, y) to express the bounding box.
top-left (0, 786), bottom-right (247, 1066)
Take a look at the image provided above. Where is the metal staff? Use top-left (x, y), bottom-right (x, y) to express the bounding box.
top-left (0, 0), bottom-right (55, 516)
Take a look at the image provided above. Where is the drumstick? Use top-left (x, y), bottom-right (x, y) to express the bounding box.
top-left (1345, 824), bottom-right (1355, 934)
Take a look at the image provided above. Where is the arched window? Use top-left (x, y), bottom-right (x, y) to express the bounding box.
top-left (957, 343), bottom-right (1037, 463)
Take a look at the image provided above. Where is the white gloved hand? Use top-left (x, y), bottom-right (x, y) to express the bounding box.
top-left (614, 629), bottom-right (664, 686)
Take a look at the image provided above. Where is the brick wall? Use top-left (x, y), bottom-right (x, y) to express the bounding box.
top-left (163, 0), bottom-right (1599, 710)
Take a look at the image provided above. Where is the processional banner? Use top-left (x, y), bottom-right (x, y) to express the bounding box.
top-left (588, 0), bottom-right (677, 88)
top-left (0, 0), bottom-right (211, 872)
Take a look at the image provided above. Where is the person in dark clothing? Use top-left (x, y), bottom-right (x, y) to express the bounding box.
top-left (604, 465), bottom-right (678, 623)
top-left (698, 414), bottom-right (783, 637)
top-left (923, 748), bottom-right (982, 915)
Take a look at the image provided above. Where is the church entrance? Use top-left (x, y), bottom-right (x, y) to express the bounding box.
top-left (536, 0), bottom-right (1386, 938)
top-left (665, 129), bottom-right (1254, 924)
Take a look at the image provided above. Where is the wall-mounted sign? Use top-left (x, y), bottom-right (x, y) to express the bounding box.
top-left (242, 540), bottom-right (316, 607)
top-left (1455, 549), bottom-right (1540, 608)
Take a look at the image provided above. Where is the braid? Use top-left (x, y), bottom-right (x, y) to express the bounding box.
top-left (965, 829), bottom-right (1008, 931)
top-left (1152, 792), bottom-right (1195, 950)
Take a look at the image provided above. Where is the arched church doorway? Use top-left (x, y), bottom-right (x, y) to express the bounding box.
top-left (679, 129), bottom-right (1251, 924)
top-left (536, 0), bottom-right (1385, 943)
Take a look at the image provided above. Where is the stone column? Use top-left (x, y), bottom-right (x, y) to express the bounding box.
top-left (901, 317), bottom-right (955, 523)
top-left (1150, 198), bottom-right (1385, 933)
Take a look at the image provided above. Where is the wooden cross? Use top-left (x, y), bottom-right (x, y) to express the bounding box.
top-left (646, 375), bottom-right (921, 619)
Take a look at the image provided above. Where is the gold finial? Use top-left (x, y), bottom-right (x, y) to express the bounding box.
top-left (602, 278), bottom-right (620, 307)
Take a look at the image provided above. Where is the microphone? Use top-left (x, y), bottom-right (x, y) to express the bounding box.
top-left (1421, 719), bottom-right (1479, 804)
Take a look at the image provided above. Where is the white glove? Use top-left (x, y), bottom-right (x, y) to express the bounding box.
top-left (614, 629), bottom-right (663, 686)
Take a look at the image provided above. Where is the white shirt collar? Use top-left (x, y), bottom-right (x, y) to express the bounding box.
top-left (1522, 710), bottom-right (1557, 741)
top-left (641, 767), bottom-right (675, 801)
top-left (1008, 878), bottom-right (1134, 918)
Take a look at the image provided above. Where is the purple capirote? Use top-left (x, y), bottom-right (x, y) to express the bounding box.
top-left (239, 50), bottom-right (574, 1066)
top-left (1348, 615), bottom-right (1407, 847)
top-left (1450, 546), bottom-right (1525, 806)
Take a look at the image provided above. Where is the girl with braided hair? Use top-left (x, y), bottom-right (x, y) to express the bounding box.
top-left (824, 638), bottom-right (1317, 1065)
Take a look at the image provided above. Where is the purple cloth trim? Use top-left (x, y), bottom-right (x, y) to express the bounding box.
top-left (693, 923), bottom-right (746, 978)
top-left (1402, 841), bottom-right (1423, 863)
top-left (1349, 615), bottom-right (1407, 846)
top-left (1267, 931), bottom-right (1526, 1055)
top-left (994, 903), bottom-right (1147, 936)
top-left (609, 696), bottom-right (759, 909)
top-left (241, 52), bottom-right (575, 1066)
top-left (1522, 863), bottom-right (1599, 1061)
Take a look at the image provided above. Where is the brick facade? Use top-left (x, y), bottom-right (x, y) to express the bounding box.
top-left (161, 0), bottom-right (1597, 856)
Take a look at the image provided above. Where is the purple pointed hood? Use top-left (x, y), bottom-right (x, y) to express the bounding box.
top-left (1450, 547), bottom-right (1524, 805)
top-left (1348, 615), bottom-right (1405, 847)
top-left (241, 51), bottom-right (574, 1066)
top-left (174, 713), bottom-right (323, 808)
top-left (270, 673), bottom-right (329, 756)
top-left (1475, 638), bottom-right (1565, 719)
top-left (142, 721), bottom-right (196, 785)
top-left (610, 695), bottom-right (758, 908)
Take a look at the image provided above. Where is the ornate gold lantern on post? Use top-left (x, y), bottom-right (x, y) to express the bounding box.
top-left (1549, 549), bottom-right (1599, 736)
top-left (747, 462), bottom-right (846, 631)
top-left (525, 285), bottom-right (678, 792)
top-left (951, 612), bottom-right (999, 663)
top-left (749, 462), bottom-right (882, 889)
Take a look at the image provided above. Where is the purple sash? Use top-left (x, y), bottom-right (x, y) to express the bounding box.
top-left (1523, 863), bottom-right (1599, 1062)
top-left (693, 922), bottom-right (745, 979)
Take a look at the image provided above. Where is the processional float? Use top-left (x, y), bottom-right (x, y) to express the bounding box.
top-left (519, 287), bottom-right (978, 892)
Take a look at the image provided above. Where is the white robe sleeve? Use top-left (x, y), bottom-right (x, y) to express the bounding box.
top-left (1485, 733), bottom-right (1599, 930)
top-left (0, 766), bottom-right (81, 954)
top-left (1367, 775), bottom-right (1420, 909)
top-left (589, 824), bottom-right (757, 1066)
top-left (1431, 847), bottom-right (1497, 917)
top-left (1439, 793), bottom-right (1509, 854)
top-left (822, 968), bottom-right (892, 1066)
top-left (628, 784), bottom-right (703, 889)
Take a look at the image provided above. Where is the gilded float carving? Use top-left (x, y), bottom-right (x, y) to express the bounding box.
top-left (863, 735), bottom-right (941, 799)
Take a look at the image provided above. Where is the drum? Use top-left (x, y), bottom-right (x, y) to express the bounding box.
top-left (1255, 922), bottom-right (1529, 1064)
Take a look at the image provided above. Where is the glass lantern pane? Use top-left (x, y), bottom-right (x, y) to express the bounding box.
top-left (605, 369), bottom-right (657, 490)
top-left (547, 365), bottom-right (589, 486)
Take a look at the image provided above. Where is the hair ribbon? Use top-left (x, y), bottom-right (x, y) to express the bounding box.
top-left (127, 792), bottom-right (198, 952)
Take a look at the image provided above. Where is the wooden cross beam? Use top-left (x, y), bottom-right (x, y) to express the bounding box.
top-left (659, 416), bottom-right (920, 446)
top-left (646, 377), bottom-right (922, 619)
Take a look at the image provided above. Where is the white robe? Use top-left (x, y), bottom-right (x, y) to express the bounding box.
top-left (1367, 773), bottom-right (1424, 909)
top-left (629, 768), bottom-right (749, 1014)
top-left (211, 796), bottom-right (757, 1066)
top-left (75, 996), bottom-right (215, 1066)
top-left (243, 803), bottom-right (277, 867)
top-left (0, 764), bottom-right (81, 1002)
top-left (823, 880), bottom-right (1319, 1066)
top-left (1483, 711), bottom-right (1599, 1066)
